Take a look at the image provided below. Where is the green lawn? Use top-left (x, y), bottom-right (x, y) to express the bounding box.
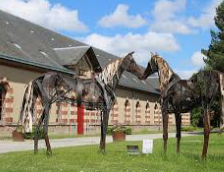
top-left (0, 134), bottom-right (224, 172)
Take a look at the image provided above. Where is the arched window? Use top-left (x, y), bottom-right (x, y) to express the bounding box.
top-left (154, 102), bottom-right (161, 125)
top-left (145, 101), bottom-right (150, 124)
top-left (111, 100), bottom-right (118, 124)
top-left (0, 83), bottom-right (7, 120)
top-left (135, 100), bottom-right (141, 123)
top-left (124, 98), bottom-right (131, 124)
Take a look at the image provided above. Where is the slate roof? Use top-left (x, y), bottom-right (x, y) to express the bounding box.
top-left (0, 9), bottom-right (160, 95)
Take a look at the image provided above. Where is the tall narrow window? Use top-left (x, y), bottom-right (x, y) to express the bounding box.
top-left (145, 102), bottom-right (150, 124)
top-left (0, 83), bottom-right (7, 120)
top-left (111, 100), bottom-right (118, 124)
top-left (124, 99), bottom-right (131, 124)
top-left (154, 103), bottom-right (161, 125)
top-left (135, 101), bottom-right (141, 123)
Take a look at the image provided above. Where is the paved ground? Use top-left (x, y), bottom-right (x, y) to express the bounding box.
top-left (0, 133), bottom-right (196, 154)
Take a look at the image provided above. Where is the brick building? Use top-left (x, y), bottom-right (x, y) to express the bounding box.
top-left (0, 10), bottom-right (190, 135)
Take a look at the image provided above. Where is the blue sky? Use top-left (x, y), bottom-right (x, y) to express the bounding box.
top-left (0, 0), bottom-right (222, 78)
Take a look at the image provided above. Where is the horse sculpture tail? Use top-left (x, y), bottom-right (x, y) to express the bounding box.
top-left (19, 81), bottom-right (35, 133)
top-left (218, 72), bottom-right (224, 132)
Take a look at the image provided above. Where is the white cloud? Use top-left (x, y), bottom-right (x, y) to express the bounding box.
top-left (0, 0), bottom-right (88, 32)
top-left (81, 32), bottom-right (179, 64)
top-left (151, 20), bottom-right (193, 34)
top-left (98, 4), bottom-right (147, 28)
top-left (152, 0), bottom-right (186, 21)
top-left (191, 51), bottom-right (206, 67)
top-left (175, 51), bottom-right (207, 79)
top-left (150, 0), bottom-right (193, 34)
top-left (175, 69), bottom-right (196, 79)
top-left (188, 0), bottom-right (222, 28)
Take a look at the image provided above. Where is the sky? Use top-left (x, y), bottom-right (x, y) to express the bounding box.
top-left (0, 0), bottom-right (222, 79)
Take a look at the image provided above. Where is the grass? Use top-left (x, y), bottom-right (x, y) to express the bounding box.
top-left (131, 129), bottom-right (163, 135)
top-left (0, 134), bottom-right (224, 171)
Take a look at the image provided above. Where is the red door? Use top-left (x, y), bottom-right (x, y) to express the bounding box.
top-left (77, 105), bottom-right (84, 135)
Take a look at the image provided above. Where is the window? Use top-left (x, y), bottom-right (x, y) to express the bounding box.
top-left (135, 101), bottom-right (141, 123)
top-left (124, 99), bottom-right (131, 124)
top-left (145, 102), bottom-right (150, 123)
top-left (0, 83), bottom-right (7, 120)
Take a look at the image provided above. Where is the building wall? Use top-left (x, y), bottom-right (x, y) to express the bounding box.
top-left (0, 64), bottom-right (42, 123)
top-left (0, 62), bottom-right (191, 135)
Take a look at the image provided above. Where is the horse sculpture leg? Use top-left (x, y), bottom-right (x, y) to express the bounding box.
top-left (202, 107), bottom-right (210, 159)
top-left (100, 109), bottom-right (109, 152)
top-left (43, 105), bottom-right (52, 155)
top-left (162, 113), bottom-right (169, 153)
top-left (175, 113), bottom-right (181, 153)
top-left (34, 113), bottom-right (45, 154)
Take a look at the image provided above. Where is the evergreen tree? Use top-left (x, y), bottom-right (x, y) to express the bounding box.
top-left (202, 1), bottom-right (224, 71)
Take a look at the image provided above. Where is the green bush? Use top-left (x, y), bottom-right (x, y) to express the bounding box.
top-left (22, 126), bottom-right (44, 140)
top-left (124, 127), bottom-right (132, 135)
top-left (107, 126), bottom-right (113, 135)
top-left (181, 126), bottom-right (196, 132)
top-left (191, 107), bottom-right (203, 127)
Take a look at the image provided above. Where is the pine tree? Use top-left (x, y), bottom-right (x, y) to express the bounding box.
top-left (202, 1), bottom-right (224, 71)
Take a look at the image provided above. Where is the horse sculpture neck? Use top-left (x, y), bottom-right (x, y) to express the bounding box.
top-left (151, 54), bottom-right (180, 93)
top-left (98, 58), bottom-right (123, 90)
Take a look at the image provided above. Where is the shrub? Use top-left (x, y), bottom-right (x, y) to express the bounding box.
top-left (181, 126), bottom-right (196, 132)
top-left (19, 126), bottom-right (44, 140)
top-left (124, 127), bottom-right (132, 135)
top-left (107, 126), bottom-right (113, 135)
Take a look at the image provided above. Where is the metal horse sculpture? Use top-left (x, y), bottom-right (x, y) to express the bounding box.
top-left (19, 52), bottom-right (144, 154)
top-left (78, 52), bottom-right (144, 151)
top-left (141, 53), bottom-right (224, 158)
top-left (19, 72), bottom-right (82, 155)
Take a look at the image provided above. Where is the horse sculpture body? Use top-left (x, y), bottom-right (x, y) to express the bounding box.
top-left (20, 72), bottom-right (82, 154)
top-left (78, 52), bottom-right (144, 151)
top-left (141, 53), bottom-right (224, 158)
top-left (19, 52), bottom-right (144, 154)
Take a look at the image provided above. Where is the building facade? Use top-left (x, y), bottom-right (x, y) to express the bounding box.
top-left (0, 10), bottom-right (190, 135)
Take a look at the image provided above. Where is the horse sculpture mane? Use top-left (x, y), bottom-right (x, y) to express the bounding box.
top-left (97, 52), bottom-right (135, 90)
top-left (99, 58), bottom-right (121, 87)
top-left (149, 53), bottom-right (180, 93)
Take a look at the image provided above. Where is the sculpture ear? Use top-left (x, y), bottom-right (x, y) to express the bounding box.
top-left (150, 52), bottom-right (154, 57)
top-left (129, 51), bottom-right (135, 56)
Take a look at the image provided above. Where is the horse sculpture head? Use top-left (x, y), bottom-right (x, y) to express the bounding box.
top-left (121, 52), bottom-right (144, 79)
top-left (149, 52), bottom-right (162, 73)
top-left (141, 52), bottom-right (160, 80)
top-left (142, 52), bottom-right (178, 92)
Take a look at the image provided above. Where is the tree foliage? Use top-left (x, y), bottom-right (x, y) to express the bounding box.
top-left (191, 1), bottom-right (224, 127)
top-left (202, 1), bottom-right (224, 71)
